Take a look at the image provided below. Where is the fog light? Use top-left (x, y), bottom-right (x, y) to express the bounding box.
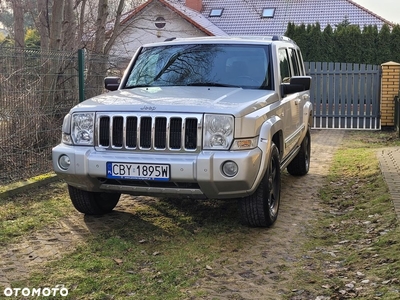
top-left (222, 161), bottom-right (238, 177)
top-left (58, 155), bottom-right (71, 170)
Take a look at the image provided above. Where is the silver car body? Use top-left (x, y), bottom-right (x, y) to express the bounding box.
top-left (52, 36), bottom-right (313, 199)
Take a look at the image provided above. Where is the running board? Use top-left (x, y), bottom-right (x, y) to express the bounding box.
top-left (280, 145), bottom-right (300, 170)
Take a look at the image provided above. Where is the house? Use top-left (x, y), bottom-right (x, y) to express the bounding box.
top-left (109, 0), bottom-right (394, 58)
top-left (110, 0), bottom-right (228, 59)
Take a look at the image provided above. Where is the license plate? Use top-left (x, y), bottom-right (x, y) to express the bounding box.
top-left (106, 162), bottom-right (170, 181)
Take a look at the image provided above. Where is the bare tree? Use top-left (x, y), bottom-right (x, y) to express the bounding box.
top-left (63, 0), bottom-right (77, 51)
top-left (37, 0), bottom-right (49, 50)
top-left (85, 0), bottom-right (128, 98)
top-left (8, 0), bottom-right (24, 48)
top-left (49, 0), bottom-right (65, 51)
top-left (7, 0), bottom-right (140, 99)
top-left (1, 0), bottom-right (144, 182)
top-left (77, 0), bottom-right (88, 48)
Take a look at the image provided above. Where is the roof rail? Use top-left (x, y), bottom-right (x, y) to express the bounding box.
top-left (272, 35), bottom-right (296, 44)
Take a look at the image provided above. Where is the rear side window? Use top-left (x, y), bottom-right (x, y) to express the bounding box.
top-left (288, 48), bottom-right (301, 76)
top-left (296, 49), bottom-right (305, 75)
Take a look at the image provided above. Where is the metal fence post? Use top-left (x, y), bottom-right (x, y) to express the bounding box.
top-left (78, 49), bottom-right (85, 102)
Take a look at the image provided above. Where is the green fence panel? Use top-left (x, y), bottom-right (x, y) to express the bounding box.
top-left (0, 47), bottom-right (79, 184)
top-left (0, 47), bottom-right (130, 186)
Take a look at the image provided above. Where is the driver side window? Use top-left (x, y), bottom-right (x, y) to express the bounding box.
top-left (278, 48), bottom-right (291, 83)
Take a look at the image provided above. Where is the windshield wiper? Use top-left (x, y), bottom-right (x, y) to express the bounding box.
top-left (124, 84), bottom-right (152, 89)
top-left (186, 82), bottom-right (240, 88)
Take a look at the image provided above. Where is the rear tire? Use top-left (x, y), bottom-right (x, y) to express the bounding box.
top-left (287, 129), bottom-right (311, 176)
top-left (68, 185), bottom-right (120, 215)
top-left (240, 143), bottom-right (281, 227)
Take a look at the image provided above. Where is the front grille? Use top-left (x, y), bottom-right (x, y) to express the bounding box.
top-left (96, 113), bottom-right (202, 152)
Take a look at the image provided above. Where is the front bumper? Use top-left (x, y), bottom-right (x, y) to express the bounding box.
top-left (52, 144), bottom-right (263, 199)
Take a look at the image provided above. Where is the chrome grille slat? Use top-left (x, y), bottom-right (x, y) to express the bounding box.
top-left (170, 117), bottom-right (182, 149)
top-left (113, 116), bottom-right (123, 148)
top-left (96, 113), bottom-right (202, 152)
top-left (185, 118), bottom-right (197, 150)
top-left (154, 117), bottom-right (167, 149)
top-left (99, 117), bottom-right (110, 146)
top-left (140, 117), bottom-right (152, 149)
top-left (126, 117), bottom-right (137, 148)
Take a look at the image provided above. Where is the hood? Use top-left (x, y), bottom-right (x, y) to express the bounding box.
top-left (72, 86), bottom-right (277, 117)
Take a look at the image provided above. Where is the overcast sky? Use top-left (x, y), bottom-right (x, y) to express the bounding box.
top-left (352, 0), bottom-right (400, 24)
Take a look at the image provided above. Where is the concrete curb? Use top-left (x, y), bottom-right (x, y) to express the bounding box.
top-left (377, 147), bottom-right (400, 220)
top-left (0, 174), bottom-right (61, 200)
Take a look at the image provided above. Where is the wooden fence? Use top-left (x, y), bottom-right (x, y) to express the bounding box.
top-left (305, 62), bottom-right (381, 130)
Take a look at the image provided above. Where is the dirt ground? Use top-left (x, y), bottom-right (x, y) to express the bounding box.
top-left (0, 129), bottom-right (346, 299)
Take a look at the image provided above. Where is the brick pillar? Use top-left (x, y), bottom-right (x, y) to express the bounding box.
top-left (381, 61), bottom-right (400, 130)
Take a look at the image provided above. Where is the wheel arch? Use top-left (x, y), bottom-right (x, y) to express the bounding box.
top-left (250, 116), bottom-right (283, 193)
top-left (258, 115), bottom-right (284, 160)
top-left (272, 130), bottom-right (284, 160)
top-left (303, 101), bottom-right (313, 129)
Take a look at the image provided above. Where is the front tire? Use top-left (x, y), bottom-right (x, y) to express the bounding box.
top-left (240, 143), bottom-right (281, 227)
top-left (287, 129), bottom-right (311, 176)
top-left (68, 185), bottom-right (121, 215)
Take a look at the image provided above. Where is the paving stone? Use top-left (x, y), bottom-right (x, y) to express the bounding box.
top-left (378, 147), bottom-right (400, 220)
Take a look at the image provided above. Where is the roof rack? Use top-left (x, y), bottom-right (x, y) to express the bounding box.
top-left (272, 35), bottom-right (296, 44)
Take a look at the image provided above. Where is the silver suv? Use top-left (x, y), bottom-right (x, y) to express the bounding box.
top-left (52, 36), bottom-right (312, 227)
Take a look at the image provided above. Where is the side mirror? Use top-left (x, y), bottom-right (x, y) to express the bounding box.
top-left (281, 76), bottom-right (311, 96)
top-left (104, 77), bottom-right (121, 91)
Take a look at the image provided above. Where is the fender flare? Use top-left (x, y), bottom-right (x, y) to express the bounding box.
top-left (249, 116), bottom-right (283, 193)
top-left (303, 101), bottom-right (313, 128)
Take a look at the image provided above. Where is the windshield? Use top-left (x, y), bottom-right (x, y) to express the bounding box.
top-left (124, 43), bottom-right (272, 90)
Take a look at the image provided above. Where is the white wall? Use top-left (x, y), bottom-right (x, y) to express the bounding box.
top-left (110, 1), bottom-right (208, 60)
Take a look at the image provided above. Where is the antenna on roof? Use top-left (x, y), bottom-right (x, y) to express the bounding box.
top-left (164, 37), bottom-right (176, 42)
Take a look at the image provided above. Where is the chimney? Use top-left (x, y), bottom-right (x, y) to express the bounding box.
top-left (185, 0), bottom-right (202, 12)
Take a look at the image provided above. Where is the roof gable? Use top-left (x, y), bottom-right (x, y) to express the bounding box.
top-left (121, 0), bottom-right (228, 36)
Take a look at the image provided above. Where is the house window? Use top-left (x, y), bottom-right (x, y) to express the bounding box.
top-left (155, 16), bottom-right (166, 29)
top-left (262, 8), bottom-right (275, 18)
top-left (209, 8), bottom-right (223, 17)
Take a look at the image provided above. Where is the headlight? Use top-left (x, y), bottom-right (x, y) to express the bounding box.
top-left (203, 114), bottom-right (234, 150)
top-left (70, 112), bottom-right (95, 145)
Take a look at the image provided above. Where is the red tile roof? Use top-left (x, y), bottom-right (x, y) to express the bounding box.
top-left (118, 0), bottom-right (394, 37)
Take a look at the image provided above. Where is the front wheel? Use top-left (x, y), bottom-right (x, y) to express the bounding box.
top-left (240, 143), bottom-right (281, 227)
top-left (68, 185), bottom-right (121, 215)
